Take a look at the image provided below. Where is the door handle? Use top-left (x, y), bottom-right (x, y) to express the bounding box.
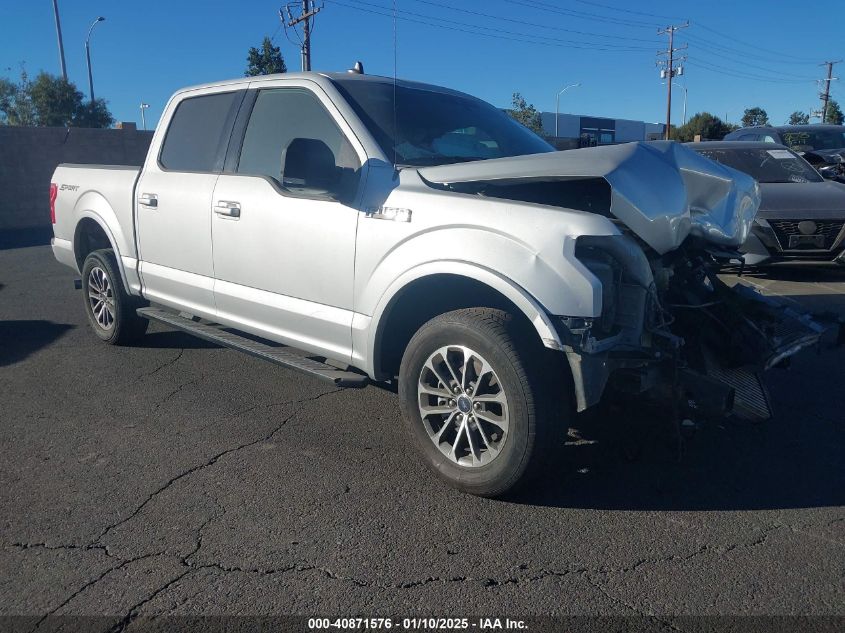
top-left (213, 201), bottom-right (241, 218)
top-left (138, 193), bottom-right (158, 208)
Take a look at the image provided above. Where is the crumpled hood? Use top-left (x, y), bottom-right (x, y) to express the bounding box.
top-left (418, 141), bottom-right (761, 254)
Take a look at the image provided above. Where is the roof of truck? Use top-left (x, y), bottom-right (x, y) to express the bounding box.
top-left (173, 71), bottom-right (470, 99)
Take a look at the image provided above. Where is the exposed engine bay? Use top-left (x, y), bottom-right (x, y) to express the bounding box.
top-left (568, 234), bottom-right (833, 423)
top-left (419, 141), bottom-right (842, 423)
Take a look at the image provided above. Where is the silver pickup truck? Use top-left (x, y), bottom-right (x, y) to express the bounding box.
top-left (50, 70), bottom-right (828, 497)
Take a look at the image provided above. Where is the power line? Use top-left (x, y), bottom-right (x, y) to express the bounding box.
top-left (683, 41), bottom-right (818, 80)
top-left (573, 0), bottom-right (683, 21)
top-left (685, 58), bottom-right (817, 84)
top-left (504, 0), bottom-right (659, 29)
top-left (327, 0), bottom-right (657, 52)
top-left (684, 32), bottom-right (819, 67)
top-left (694, 22), bottom-right (819, 63)
top-left (344, 0), bottom-right (656, 48)
top-left (408, 0), bottom-right (660, 44)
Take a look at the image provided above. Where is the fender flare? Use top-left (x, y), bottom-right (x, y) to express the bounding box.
top-left (73, 210), bottom-right (133, 295)
top-left (368, 260), bottom-right (564, 379)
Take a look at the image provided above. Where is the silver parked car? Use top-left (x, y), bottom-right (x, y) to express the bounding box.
top-left (689, 142), bottom-right (845, 265)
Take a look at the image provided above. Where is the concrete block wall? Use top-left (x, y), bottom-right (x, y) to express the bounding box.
top-left (0, 126), bottom-right (153, 231)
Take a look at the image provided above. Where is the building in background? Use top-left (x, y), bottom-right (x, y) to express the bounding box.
top-left (540, 112), bottom-right (665, 149)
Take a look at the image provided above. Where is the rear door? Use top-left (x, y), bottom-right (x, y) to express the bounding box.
top-left (209, 80), bottom-right (366, 362)
top-left (135, 88), bottom-right (243, 318)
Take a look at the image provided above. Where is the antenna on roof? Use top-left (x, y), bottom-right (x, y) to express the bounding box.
top-left (347, 61), bottom-right (364, 74)
top-left (392, 0), bottom-right (398, 169)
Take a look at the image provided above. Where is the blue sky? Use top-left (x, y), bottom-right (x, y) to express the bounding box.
top-left (1, 0), bottom-right (843, 130)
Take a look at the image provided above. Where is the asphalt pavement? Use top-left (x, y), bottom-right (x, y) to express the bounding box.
top-left (1, 244), bottom-right (843, 630)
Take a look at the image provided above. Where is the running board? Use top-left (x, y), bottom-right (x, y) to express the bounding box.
top-left (136, 307), bottom-right (369, 388)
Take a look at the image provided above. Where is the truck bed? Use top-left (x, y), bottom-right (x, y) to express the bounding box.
top-left (51, 164), bottom-right (141, 275)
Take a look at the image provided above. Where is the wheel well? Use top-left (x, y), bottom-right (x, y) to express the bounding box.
top-left (74, 219), bottom-right (112, 271)
top-left (375, 274), bottom-right (540, 380)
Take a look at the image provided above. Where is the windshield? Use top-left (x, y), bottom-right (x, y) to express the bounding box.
top-left (332, 79), bottom-right (553, 166)
top-left (696, 147), bottom-right (823, 184)
top-left (779, 129), bottom-right (845, 152)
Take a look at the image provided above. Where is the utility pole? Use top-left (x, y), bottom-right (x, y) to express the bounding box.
top-left (657, 22), bottom-right (688, 140)
top-left (51, 0), bottom-right (67, 81)
top-left (286, 1), bottom-right (322, 71)
top-left (819, 60), bottom-right (841, 123)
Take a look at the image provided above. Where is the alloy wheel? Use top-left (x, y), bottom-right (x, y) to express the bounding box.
top-left (417, 345), bottom-right (509, 467)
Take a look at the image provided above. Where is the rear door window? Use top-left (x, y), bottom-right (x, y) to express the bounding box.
top-left (159, 91), bottom-right (241, 172)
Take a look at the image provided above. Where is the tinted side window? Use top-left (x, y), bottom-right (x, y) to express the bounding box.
top-left (738, 134), bottom-right (758, 141)
top-left (160, 92), bottom-right (239, 172)
top-left (237, 88), bottom-right (360, 202)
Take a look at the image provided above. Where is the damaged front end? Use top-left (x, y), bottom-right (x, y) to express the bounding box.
top-left (567, 235), bottom-right (834, 422)
top-left (420, 141), bottom-right (840, 422)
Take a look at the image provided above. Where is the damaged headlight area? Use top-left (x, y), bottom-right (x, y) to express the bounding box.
top-left (559, 234), bottom-right (840, 423)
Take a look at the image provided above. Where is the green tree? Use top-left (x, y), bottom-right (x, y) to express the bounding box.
top-left (74, 99), bottom-right (115, 128)
top-left (0, 69), bottom-right (113, 128)
top-left (823, 98), bottom-right (843, 125)
top-left (28, 72), bottom-right (86, 126)
top-left (506, 92), bottom-right (543, 135)
top-left (0, 67), bottom-right (35, 126)
top-left (245, 37), bottom-right (287, 76)
top-left (0, 77), bottom-right (18, 124)
top-left (787, 111), bottom-right (809, 125)
top-left (672, 112), bottom-right (736, 142)
top-left (741, 106), bottom-right (769, 127)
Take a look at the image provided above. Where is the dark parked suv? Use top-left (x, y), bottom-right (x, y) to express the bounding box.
top-left (689, 142), bottom-right (845, 265)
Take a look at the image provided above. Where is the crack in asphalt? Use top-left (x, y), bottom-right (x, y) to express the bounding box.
top-left (94, 388), bottom-right (341, 545)
top-left (152, 370), bottom-right (207, 413)
top-left (9, 541), bottom-right (115, 558)
top-left (138, 348), bottom-right (184, 379)
top-left (13, 388), bottom-right (343, 630)
top-left (108, 569), bottom-right (194, 633)
top-left (10, 517), bottom-right (836, 630)
top-left (581, 572), bottom-right (684, 631)
top-left (26, 552), bottom-right (166, 633)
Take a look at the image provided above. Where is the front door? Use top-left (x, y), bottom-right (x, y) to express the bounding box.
top-left (210, 84), bottom-right (365, 362)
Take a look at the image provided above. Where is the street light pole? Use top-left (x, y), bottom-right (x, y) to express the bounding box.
top-left (85, 16), bottom-right (105, 103)
top-left (555, 83), bottom-right (581, 139)
top-left (139, 103), bottom-right (150, 130)
top-left (51, 0), bottom-right (68, 81)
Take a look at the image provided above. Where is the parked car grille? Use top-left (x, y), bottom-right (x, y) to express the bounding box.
top-left (768, 219), bottom-right (845, 251)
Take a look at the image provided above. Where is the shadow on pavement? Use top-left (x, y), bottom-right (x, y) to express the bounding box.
top-left (0, 320), bottom-right (74, 367)
top-left (513, 389), bottom-right (845, 511)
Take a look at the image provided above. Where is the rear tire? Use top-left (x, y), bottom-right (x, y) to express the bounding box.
top-left (81, 249), bottom-right (148, 345)
top-left (398, 308), bottom-right (567, 497)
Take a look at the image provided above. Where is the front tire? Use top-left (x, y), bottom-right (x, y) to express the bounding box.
top-left (398, 308), bottom-right (566, 497)
top-left (81, 249), bottom-right (148, 345)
